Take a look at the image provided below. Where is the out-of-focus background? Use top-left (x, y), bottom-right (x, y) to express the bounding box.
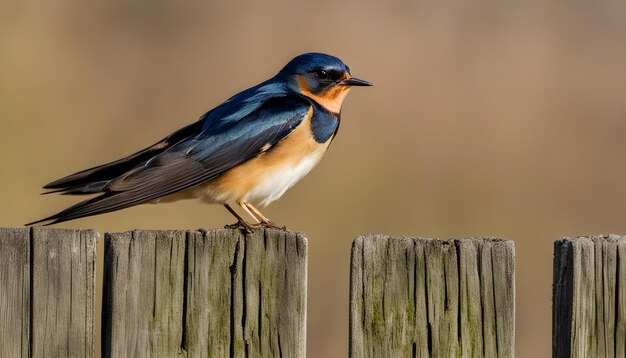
top-left (2, 1), bottom-right (626, 356)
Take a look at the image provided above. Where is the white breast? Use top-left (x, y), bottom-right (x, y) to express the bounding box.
top-left (243, 147), bottom-right (326, 206)
top-left (189, 107), bottom-right (333, 207)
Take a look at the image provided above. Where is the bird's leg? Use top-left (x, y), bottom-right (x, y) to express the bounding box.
top-left (241, 201), bottom-right (287, 230)
top-left (223, 203), bottom-right (256, 233)
top-left (236, 200), bottom-right (261, 224)
top-left (241, 201), bottom-right (271, 224)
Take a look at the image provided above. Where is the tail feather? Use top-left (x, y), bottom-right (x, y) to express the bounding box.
top-left (42, 181), bottom-right (109, 196)
top-left (26, 191), bottom-right (137, 226)
top-left (44, 119), bottom-right (204, 190)
top-left (30, 121), bottom-right (205, 225)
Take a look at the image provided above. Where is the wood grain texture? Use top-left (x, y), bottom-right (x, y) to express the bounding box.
top-left (0, 227), bottom-right (97, 358)
top-left (0, 228), bottom-right (30, 358)
top-left (102, 229), bottom-right (187, 357)
top-left (102, 228), bottom-right (307, 358)
top-left (553, 235), bottom-right (626, 358)
top-left (31, 227), bottom-right (97, 358)
top-left (350, 235), bottom-right (515, 358)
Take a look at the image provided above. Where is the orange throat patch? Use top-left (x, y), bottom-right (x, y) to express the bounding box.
top-left (298, 76), bottom-right (351, 114)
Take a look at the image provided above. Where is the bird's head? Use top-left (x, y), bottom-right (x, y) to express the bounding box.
top-left (278, 53), bottom-right (372, 113)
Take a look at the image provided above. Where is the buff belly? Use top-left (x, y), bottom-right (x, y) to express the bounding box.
top-left (151, 149), bottom-right (328, 206)
top-left (201, 145), bottom-right (328, 206)
top-left (151, 107), bottom-right (333, 207)
top-left (170, 110), bottom-right (333, 207)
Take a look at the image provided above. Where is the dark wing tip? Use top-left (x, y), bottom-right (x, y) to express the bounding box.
top-left (41, 189), bottom-right (65, 195)
top-left (25, 216), bottom-right (58, 226)
top-left (44, 175), bottom-right (77, 189)
top-left (25, 192), bottom-right (116, 226)
top-left (43, 181), bottom-right (63, 190)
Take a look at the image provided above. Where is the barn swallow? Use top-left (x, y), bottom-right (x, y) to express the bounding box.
top-left (28, 53), bottom-right (371, 231)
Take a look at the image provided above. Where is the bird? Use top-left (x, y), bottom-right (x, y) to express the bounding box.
top-left (27, 52), bottom-right (372, 231)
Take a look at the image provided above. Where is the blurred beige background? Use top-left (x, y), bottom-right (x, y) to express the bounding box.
top-left (2, 0), bottom-right (626, 356)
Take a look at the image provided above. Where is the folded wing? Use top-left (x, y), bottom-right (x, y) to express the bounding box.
top-left (29, 94), bottom-right (311, 225)
top-left (43, 119), bottom-right (206, 194)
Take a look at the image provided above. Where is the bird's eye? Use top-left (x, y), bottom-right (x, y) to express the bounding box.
top-left (315, 69), bottom-right (329, 80)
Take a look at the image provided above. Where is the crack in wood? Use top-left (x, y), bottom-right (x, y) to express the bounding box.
top-left (350, 236), bottom-right (514, 358)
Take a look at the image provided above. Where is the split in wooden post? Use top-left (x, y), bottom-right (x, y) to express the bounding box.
top-left (553, 235), bottom-right (626, 358)
top-left (349, 235), bottom-right (515, 358)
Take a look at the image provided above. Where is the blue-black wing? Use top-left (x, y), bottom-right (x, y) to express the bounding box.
top-left (29, 91), bottom-right (312, 225)
top-left (42, 119), bottom-right (206, 194)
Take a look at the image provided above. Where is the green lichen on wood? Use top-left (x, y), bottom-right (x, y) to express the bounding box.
top-left (350, 236), bottom-right (515, 358)
top-left (103, 228), bottom-right (306, 357)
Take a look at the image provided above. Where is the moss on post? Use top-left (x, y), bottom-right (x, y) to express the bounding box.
top-left (102, 228), bottom-right (307, 357)
top-left (349, 235), bottom-right (515, 358)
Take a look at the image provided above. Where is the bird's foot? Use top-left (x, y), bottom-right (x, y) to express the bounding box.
top-left (260, 220), bottom-right (288, 231)
top-left (224, 219), bottom-right (258, 234)
top-left (224, 219), bottom-right (287, 233)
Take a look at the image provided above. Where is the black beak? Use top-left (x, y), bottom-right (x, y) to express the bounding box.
top-left (338, 77), bottom-right (373, 86)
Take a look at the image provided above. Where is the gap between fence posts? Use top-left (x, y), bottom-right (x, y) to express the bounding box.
top-left (16, 228), bottom-right (626, 357)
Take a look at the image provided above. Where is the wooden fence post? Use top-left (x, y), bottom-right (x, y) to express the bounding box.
top-left (553, 235), bottom-right (626, 358)
top-left (0, 228), bottom-right (30, 358)
top-left (349, 235), bottom-right (515, 358)
top-left (0, 227), bottom-right (97, 358)
top-left (102, 228), bottom-right (307, 357)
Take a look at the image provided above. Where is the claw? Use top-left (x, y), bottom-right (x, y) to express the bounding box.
top-left (224, 219), bottom-right (257, 234)
top-left (260, 221), bottom-right (288, 231)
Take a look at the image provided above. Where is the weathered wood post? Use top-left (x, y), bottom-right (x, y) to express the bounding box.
top-left (0, 227), bottom-right (97, 358)
top-left (553, 235), bottom-right (626, 358)
top-left (349, 235), bottom-right (515, 357)
top-left (102, 228), bottom-right (307, 357)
